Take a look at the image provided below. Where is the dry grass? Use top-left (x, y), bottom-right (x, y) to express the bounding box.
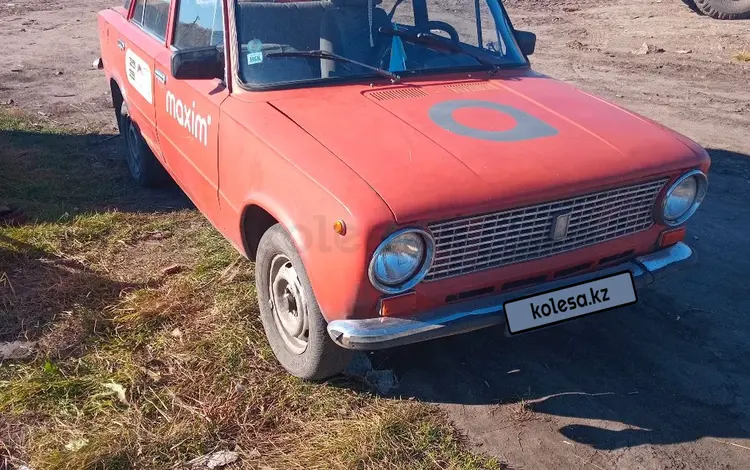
top-left (507, 399), bottom-right (536, 424)
top-left (0, 110), bottom-right (502, 469)
top-left (733, 51), bottom-right (750, 62)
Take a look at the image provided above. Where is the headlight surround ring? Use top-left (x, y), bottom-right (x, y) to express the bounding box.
top-left (368, 228), bottom-right (435, 295)
top-left (658, 170), bottom-right (708, 226)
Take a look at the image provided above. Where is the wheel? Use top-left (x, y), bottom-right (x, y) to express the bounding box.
top-left (119, 102), bottom-right (169, 187)
top-left (692, 0), bottom-right (750, 19)
top-left (255, 224), bottom-right (353, 380)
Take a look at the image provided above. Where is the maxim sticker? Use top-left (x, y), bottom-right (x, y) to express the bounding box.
top-left (165, 91), bottom-right (212, 146)
top-left (125, 49), bottom-right (152, 104)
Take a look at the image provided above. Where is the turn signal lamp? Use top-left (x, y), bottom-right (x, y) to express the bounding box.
top-left (333, 220), bottom-right (346, 236)
top-left (658, 226), bottom-right (686, 248)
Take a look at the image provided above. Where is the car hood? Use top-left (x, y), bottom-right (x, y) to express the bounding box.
top-left (269, 71), bottom-right (704, 222)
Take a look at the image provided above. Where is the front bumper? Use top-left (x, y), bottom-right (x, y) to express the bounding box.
top-left (327, 242), bottom-right (694, 350)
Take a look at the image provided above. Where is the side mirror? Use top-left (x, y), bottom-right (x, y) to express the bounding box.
top-left (171, 46), bottom-right (224, 80)
top-left (515, 30), bottom-right (536, 56)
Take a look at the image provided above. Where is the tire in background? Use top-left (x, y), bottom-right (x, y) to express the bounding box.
top-left (692, 0), bottom-right (750, 19)
top-left (681, 0), bottom-right (702, 14)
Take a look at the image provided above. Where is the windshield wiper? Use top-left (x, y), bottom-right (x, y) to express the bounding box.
top-left (265, 50), bottom-right (401, 83)
top-left (378, 26), bottom-right (499, 69)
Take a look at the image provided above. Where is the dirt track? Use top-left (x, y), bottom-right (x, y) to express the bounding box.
top-left (1, 0), bottom-right (750, 469)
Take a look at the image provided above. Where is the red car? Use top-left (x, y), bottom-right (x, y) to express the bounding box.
top-left (97, 0), bottom-right (709, 379)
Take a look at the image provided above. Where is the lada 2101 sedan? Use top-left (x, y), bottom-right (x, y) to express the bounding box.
top-left (97, 0), bottom-right (709, 379)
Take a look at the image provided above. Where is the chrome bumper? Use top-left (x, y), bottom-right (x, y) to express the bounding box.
top-left (327, 242), bottom-right (695, 350)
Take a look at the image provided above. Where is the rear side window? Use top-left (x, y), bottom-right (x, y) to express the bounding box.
top-left (125, 0), bottom-right (132, 10)
top-left (173, 0), bottom-right (224, 50)
top-left (132, 0), bottom-right (170, 41)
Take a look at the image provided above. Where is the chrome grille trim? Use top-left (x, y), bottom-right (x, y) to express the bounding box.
top-left (424, 179), bottom-right (668, 281)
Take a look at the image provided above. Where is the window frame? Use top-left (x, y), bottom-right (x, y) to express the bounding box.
top-left (129, 0), bottom-right (171, 44)
top-left (171, 0), bottom-right (226, 51)
top-left (169, 0), bottom-right (232, 90)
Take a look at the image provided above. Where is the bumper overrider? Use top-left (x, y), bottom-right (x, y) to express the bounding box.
top-left (327, 242), bottom-right (695, 350)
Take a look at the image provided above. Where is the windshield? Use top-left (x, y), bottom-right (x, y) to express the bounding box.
top-left (234, 0), bottom-right (526, 88)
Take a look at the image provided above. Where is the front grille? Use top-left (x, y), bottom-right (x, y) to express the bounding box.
top-left (424, 179), bottom-right (667, 282)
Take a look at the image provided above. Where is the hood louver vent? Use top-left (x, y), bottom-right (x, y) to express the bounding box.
top-left (444, 82), bottom-right (498, 93)
top-left (367, 87), bottom-right (428, 101)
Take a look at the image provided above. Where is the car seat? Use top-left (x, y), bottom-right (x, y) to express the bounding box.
top-left (236, 0), bottom-right (331, 77)
top-left (319, 0), bottom-right (390, 77)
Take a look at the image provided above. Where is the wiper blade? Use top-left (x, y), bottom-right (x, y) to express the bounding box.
top-left (378, 27), bottom-right (498, 68)
top-left (265, 49), bottom-right (401, 83)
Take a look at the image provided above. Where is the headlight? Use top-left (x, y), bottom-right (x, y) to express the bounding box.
top-left (659, 170), bottom-right (708, 226)
top-left (369, 228), bottom-right (435, 294)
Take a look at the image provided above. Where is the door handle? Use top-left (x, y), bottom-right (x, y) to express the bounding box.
top-left (154, 70), bottom-right (166, 84)
top-left (117, 39), bottom-right (126, 51)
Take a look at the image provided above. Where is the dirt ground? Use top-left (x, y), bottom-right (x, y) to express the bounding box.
top-left (1, 0), bottom-right (750, 469)
top-left (0, 0), bottom-right (115, 132)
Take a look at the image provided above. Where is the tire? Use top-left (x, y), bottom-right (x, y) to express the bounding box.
top-left (255, 224), bottom-right (353, 380)
top-left (119, 102), bottom-right (169, 188)
top-left (681, 0), bottom-right (701, 14)
top-left (693, 0), bottom-right (750, 19)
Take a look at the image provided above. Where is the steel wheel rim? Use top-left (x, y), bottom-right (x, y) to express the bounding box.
top-left (125, 119), bottom-right (141, 180)
top-left (269, 254), bottom-right (309, 354)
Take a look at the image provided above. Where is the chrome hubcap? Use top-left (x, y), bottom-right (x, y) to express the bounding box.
top-left (269, 254), bottom-right (309, 354)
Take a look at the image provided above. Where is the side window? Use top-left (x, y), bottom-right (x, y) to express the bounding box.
top-left (173, 0), bottom-right (225, 50)
top-left (125, 0), bottom-right (132, 10)
top-left (133, 0), bottom-right (145, 24)
top-left (131, 0), bottom-right (170, 41)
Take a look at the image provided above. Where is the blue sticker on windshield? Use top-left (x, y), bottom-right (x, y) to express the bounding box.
top-left (429, 100), bottom-right (558, 142)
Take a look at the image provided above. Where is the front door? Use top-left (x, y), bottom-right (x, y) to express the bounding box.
top-left (153, 0), bottom-right (228, 223)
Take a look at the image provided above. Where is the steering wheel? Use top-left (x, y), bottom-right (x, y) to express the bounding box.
top-left (373, 21), bottom-right (461, 70)
top-left (422, 21), bottom-right (460, 43)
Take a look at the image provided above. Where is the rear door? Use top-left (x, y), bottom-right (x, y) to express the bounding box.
top-left (120, 0), bottom-right (171, 160)
top-left (153, 0), bottom-right (228, 223)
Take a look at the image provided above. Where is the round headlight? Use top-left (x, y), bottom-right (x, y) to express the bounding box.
top-left (660, 170), bottom-right (708, 226)
top-left (369, 229), bottom-right (434, 294)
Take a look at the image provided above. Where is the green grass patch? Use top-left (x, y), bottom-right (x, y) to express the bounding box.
top-left (733, 51), bottom-right (750, 62)
top-left (0, 109), bottom-right (136, 222)
top-left (0, 110), bottom-right (502, 469)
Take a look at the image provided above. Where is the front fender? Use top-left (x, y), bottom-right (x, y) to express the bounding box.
top-left (220, 99), bottom-right (396, 321)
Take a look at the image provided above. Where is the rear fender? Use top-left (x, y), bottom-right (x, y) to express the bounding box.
top-left (109, 73), bottom-right (128, 106)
